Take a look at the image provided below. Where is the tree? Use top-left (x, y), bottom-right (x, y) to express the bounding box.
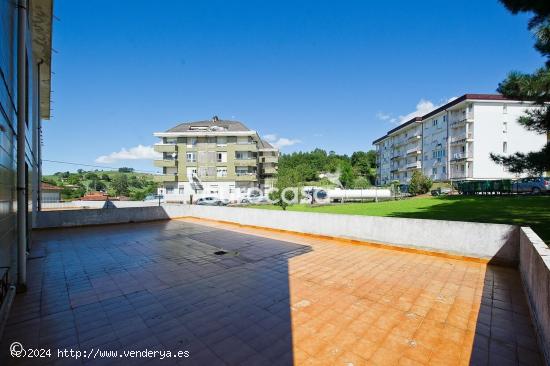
top-left (351, 150), bottom-right (378, 184)
top-left (85, 172), bottom-right (99, 181)
top-left (490, 0), bottom-right (550, 174)
top-left (66, 174), bottom-right (82, 185)
top-left (111, 174), bottom-right (129, 196)
top-left (339, 161), bottom-right (356, 188)
top-left (408, 171), bottom-right (433, 196)
top-left (352, 176), bottom-right (371, 189)
top-left (269, 170), bottom-right (302, 210)
top-left (88, 180), bottom-right (106, 191)
top-left (118, 167), bottom-right (134, 173)
top-left (101, 173), bottom-right (111, 181)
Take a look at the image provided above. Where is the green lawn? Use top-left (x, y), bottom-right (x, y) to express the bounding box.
top-left (248, 196), bottom-right (550, 244)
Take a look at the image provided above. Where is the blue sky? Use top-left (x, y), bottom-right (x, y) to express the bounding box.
top-left (43, 0), bottom-right (542, 174)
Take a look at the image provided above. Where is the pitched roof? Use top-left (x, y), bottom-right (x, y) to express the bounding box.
top-left (259, 139), bottom-right (275, 149)
top-left (41, 182), bottom-right (63, 191)
top-left (166, 118), bottom-right (251, 133)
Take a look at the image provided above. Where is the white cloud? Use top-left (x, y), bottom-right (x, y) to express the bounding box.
top-left (376, 96), bottom-right (459, 125)
top-left (95, 145), bottom-right (161, 164)
top-left (263, 134), bottom-right (301, 149)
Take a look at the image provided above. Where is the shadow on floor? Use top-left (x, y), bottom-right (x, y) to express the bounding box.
top-left (0, 220), bottom-right (311, 365)
top-left (468, 265), bottom-right (543, 365)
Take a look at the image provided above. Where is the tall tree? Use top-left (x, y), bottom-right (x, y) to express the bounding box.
top-left (490, 0), bottom-right (550, 174)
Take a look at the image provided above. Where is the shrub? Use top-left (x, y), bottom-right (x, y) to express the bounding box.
top-left (408, 171), bottom-right (433, 196)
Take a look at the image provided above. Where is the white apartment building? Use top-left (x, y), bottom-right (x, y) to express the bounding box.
top-left (153, 117), bottom-right (278, 202)
top-left (373, 94), bottom-right (547, 186)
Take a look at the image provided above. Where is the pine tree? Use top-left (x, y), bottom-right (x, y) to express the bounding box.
top-left (490, 0), bottom-right (550, 174)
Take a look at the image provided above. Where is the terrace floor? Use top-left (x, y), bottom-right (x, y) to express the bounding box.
top-left (0, 219), bottom-right (543, 365)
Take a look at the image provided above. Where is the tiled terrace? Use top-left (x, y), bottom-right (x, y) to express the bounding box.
top-left (0, 219), bottom-right (543, 365)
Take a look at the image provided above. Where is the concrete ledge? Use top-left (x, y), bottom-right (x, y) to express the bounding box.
top-left (519, 227), bottom-right (550, 364)
top-left (163, 205), bottom-right (519, 265)
top-left (35, 206), bottom-right (170, 228)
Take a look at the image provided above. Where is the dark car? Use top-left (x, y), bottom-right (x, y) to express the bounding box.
top-left (512, 177), bottom-right (550, 194)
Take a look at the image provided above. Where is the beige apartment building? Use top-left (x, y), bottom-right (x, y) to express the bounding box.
top-left (153, 117), bottom-right (278, 202)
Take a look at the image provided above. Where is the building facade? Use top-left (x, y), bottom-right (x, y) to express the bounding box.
top-left (0, 0), bottom-right (53, 294)
top-left (153, 117), bottom-right (278, 202)
top-left (373, 94), bottom-right (547, 186)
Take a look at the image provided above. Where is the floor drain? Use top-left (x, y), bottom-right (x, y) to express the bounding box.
top-left (214, 250), bottom-right (228, 256)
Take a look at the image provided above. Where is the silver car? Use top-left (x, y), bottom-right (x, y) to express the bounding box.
top-left (195, 197), bottom-right (226, 206)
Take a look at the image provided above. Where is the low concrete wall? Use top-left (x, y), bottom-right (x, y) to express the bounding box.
top-left (35, 206), bottom-right (170, 228)
top-left (163, 205), bottom-right (519, 264)
top-left (519, 227), bottom-right (550, 364)
top-left (35, 204), bottom-right (519, 265)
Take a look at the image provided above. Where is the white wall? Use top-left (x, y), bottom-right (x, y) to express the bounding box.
top-left (472, 102), bottom-right (545, 179)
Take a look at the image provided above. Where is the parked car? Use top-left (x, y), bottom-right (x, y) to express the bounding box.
top-left (144, 194), bottom-right (164, 202)
top-left (431, 187), bottom-right (451, 196)
top-left (241, 195), bottom-right (269, 204)
top-left (512, 177), bottom-right (550, 194)
top-left (195, 197), bottom-right (226, 206)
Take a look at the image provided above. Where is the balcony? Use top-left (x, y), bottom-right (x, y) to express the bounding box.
top-left (406, 147), bottom-right (421, 155)
top-left (406, 161), bottom-right (421, 169)
top-left (406, 134), bottom-right (421, 142)
top-left (235, 172), bottom-right (258, 181)
top-left (450, 152), bottom-right (473, 162)
top-left (262, 167), bottom-right (277, 175)
top-left (153, 174), bottom-right (177, 182)
top-left (153, 143), bottom-right (177, 153)
top-left (450, 132), bottom-right (474, 145)
top-left (450, 116), bottom-right (473, 128)
top-left (261, 156), bottom-right (278, 164)
top-left (153, 159), bottom-right (176, 168)
top-left (234, 159), bottom-right (257, 166)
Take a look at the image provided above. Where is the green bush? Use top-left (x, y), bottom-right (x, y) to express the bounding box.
top-left (408, 171), bottom-right (433, 196)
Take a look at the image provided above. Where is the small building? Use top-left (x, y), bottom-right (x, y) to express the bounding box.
top-left (41, 183), bottom-right (63, 203)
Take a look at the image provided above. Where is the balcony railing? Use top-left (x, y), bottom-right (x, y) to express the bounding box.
top-left (406, 161), bottom-right (421, 169)
top-left (154, 143), bottom-right (177, 153)
top-left (450, 132), bottom-right (473, 144)
top-left (154, 159), bottom-right (177, 168)
top-left (450, 116), bottom-right (473, 128)
top-left (406, 147), bottom-right (421, 155)
top-left (450, 152), bottom-right (473, 162)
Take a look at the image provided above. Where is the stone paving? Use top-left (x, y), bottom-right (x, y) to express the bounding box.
top-left (0, 219), bottom-right (543, 365)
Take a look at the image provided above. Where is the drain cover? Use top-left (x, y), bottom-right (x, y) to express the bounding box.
top-left (214, 250), bottom-right (228, 255)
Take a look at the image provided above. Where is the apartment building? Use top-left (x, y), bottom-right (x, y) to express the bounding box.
top-left (0, 0), bottom-right (53, 294)
top-left (153, 117), bottom-right (278, 202)
top-left (373, 94), bottom-right (547, 186)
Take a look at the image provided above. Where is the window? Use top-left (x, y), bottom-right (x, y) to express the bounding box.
top-left (503, 141), bottom-right (508, 153)
top-left (503, 122), bottom-right (508, 134)
top-left (210, 185), bottom-right (219, 194)
top-left (166, 186), bottom-right (175, 194)
top-left (503, 104), bottom-right (508, 114)
top-left (216, 167), bottom-right (227, 177)
top-left (187, 137), bottom-right (197, 147)
top-left (432, 168), bottom-right (437, 175)
top-left (443, 115), bottom-right (446, 122)
top-left (237, 136), bottom-right (249, 145)
top-left (229, 185), bottom-right (235, 193)
top-left (207, 137), bottom-right (216, 144)
top-left (186, 152), bottom-right (196, 162)
top-left (165, 137), bottom-right (177, 144)
top-left (217, 152), bottom-right (227, 163)
top-left (186, 167), bottom-right (197, 177)
top-left (442, 166), bottom-right (446, 174)
top-left (217, 136), bottom-right (227, 146)
top-left (178, 187), bottom-right (185, 194)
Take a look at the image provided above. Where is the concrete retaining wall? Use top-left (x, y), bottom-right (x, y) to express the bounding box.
top-left (519, 227), bottom-right (550, 363)
top-left (35, 206), bottom-right (170, 228)
top-left (35, 205), bottom-right (519, 265)
top-left (163, 205), bottom-right (519, 265)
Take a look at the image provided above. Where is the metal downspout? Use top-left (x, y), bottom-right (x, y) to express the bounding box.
top-left (16, 0), bottom-right (28, 291)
